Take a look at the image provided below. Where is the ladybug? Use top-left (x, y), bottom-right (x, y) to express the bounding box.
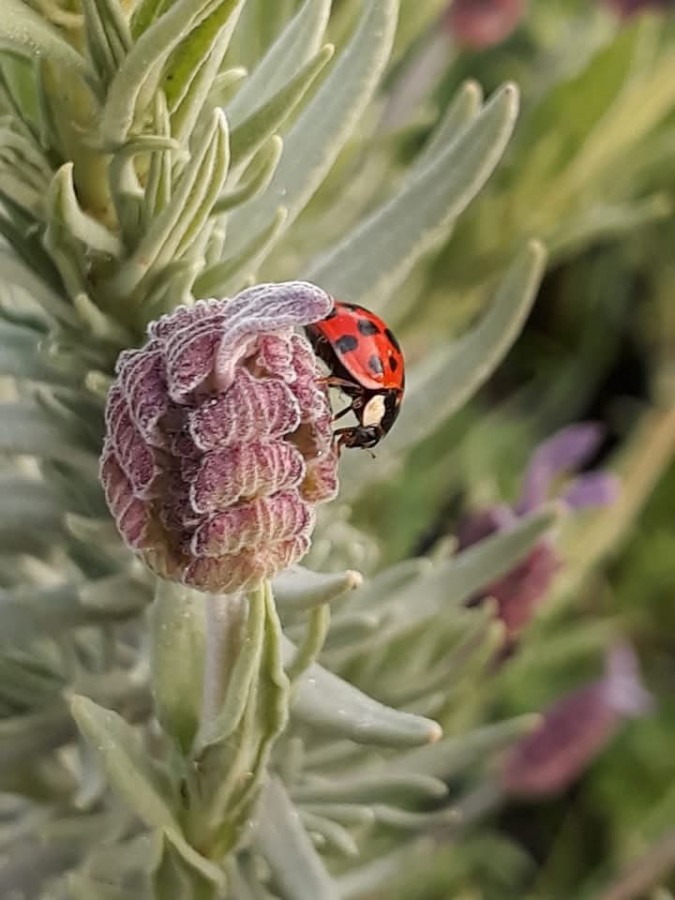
top-left (306, 300), bottom-right (405, 451)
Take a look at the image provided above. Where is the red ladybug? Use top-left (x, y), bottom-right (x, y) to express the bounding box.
top-left (306, 300), bottom-right (405, 451)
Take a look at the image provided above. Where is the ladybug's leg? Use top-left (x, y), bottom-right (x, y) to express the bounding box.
top-left (317, 375), bottom-right (356, 391)
top-left (332, 403), bottom-right (355, 423)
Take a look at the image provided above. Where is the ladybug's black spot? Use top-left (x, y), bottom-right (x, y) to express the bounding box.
top-left (384, 327), bottom-right (401, 352)
top-left (368, 354), bottom-right (384, 376)
top-left (357, 317), bottom-right (380, 336)
top-left (336, 334), bottom-right (359, 354)
top-left (389, 353), bottom-right (399, 372)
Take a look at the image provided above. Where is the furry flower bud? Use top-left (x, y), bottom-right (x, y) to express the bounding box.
top-left (100, 282), bottom-right (338, 593)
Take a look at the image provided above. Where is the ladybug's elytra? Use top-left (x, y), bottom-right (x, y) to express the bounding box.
top-left (305, 300), bottom-right (405, 451)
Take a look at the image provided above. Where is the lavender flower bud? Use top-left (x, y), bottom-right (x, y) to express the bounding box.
top-left (601, 0), bottom-right (674, 18)
top-left (100, 282), bottom-right (338, 593)
top-left (500, 644), bottom-right (652, 797)
top-left (457, 423), bottom-right (619, 640)
top-left (443, 0), bottom-right (528, 50)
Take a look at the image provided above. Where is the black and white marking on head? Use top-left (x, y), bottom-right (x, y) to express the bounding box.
top-left (361, 393), bottom-right (386, 428)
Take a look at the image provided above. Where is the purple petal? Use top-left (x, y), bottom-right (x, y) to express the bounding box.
top-left (563, 472), bottom-right (620, 511)
top-left (455, 504), bottom-right (517, 552)
top-left (517, 423), bottom-right (605, 513)
top-left (602, 643), bottom-right (653, 717)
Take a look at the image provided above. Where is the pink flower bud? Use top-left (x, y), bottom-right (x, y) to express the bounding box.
top-left (444, 0), bottom-right (528, 50)
top-left (601, 0), bottom-right (674, 18)
top-left (500, 644), bottom-right (652, 797)
top-left (100, 282), bottom-right (339, 594)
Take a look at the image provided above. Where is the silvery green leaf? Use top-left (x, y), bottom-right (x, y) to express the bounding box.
top-left (342, 558), bottom-right (432, 612)
top-left (102, 0), bottom-right (238, 144)
top-left (350, 506), bottom-right (557, 649)
top-left (412, 80), bottom-right (483, 173)
top-left (150, 581), bottom-right (205, 754)
top-left (0, 402), bottom-right (91, 465)
top-left (0, 580), bottom-right (143, 649)
top-left (388, 715), bottom-right (540, 780)
top-left (300, 810), bottom-right (359, 857)
top-left (224, 0), bottom-right (399, 263)
top-left (47, 164), bottom-right (121, 257)
top-left (273, 566), bottom-right (363, 611)
top-left (0, 320), bottom-right (64, 383)
top-left (81, 0), bottom-right (132, 89)
top-left (306, 84), bottom-right (519, 307)
top-left (227, 0), bottom-right (331, 126)
top-left (256, 778), bottom-right (340, 900)
top-left (153, 830), bottom-right (225, 899)
top-left (78, 574), bottom-right (151, 615)
top-left (340, 240), bottom-right (547, 495)
top-left (0, 476), bottom-right (64, 556)
top-left (0, 707), bottom-right (74, 769)
top-left (112, 109), bottom-right (229, 297)
top-left (70, 695), bottom-right (179, 832)
top-left (0, 249), bottom-right (76, 325)
top-left (287, 636), bottom-right (441, 747)
top-left (164, 0), bottom-right (244, 145)
top-left (390, 240), bottom-right (546, 453)
top-left (194, 206), bottom-right (287, 297)
top-left (229, 44), bottom-right (334, 170)
top-left (292, 772), bottom-right (447, 805)
top-left (214, 135), bottom-right (283, 212)
top-left (285, 604), bottom-right (330, 682)
top-left (1, 0), bottom-right (91, 80)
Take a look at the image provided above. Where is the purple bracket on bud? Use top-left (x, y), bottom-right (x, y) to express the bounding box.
top-left (100, 281), bottom-right (339, 594)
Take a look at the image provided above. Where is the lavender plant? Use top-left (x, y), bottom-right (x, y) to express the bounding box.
top-left (0, 1), bottom-right (657, 899)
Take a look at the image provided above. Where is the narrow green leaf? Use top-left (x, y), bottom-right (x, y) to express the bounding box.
top-left (256, 778), bottom-right (340, 900)
top-left (306, 84), bottom-right (519, 306)
top-left (150, 581), bottom-right (206, 754)
top-left (70, 695), bottom-right (179, 832)
top-left (0, 707), bottom-right (74, 768)
top-left (0, 249), bottom-right (77, 327)
top-left (287, 637), bottom-right (441, 747)
top-left (224, 0), bottom-right (399, 263)
top-left (299, 810), bottom-right (359, 857)
top-left (112, 109), bottom-right (229, 296)
top-left (273, 566), bottom-right (363, 611)
top-left (285, 604), bottom-right (330, 682)
top-left (389, 240), bottom-right (546, 454)
top-left (0, 320), bottom-right (63, 383)
top-left (164, 0), bottom-right (244, 145)
top-left (0, 580), bottom-right (142, 649)
top-left (0, 476), bottom-right (64, 555)
top-left (81, 0), bottom-right (132, 89)
top-left (227, 0), bottom-right (331, 126)
top-left (154, 830), bottom-right (225, 898)
top-left (389, 715), bottom-right (540, 780)
top-left (194, 206), bottom-right (287, 298)
top-left (229, 44), bottom-right (334, 169)
top-left (292, 772), bottom-right (447, 804)
top-left (48, 164), bottom-right (121, 256)
top-left (0, 402), bottom-right (94, 463)
top-left (102, 0), bottom-right (230, 144)
top-left (214, 135), bottom-right (283, 213)
top-left (339, 240), bottom-right (547, 497)
top-left (410, 79), bottom-right (483, 174)
top-left (369, 505), bottom-right (559, 647)
top-left (1, 0), bottom-right (91, 80)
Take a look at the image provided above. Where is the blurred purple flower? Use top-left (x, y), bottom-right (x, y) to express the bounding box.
top-left (500, 644), bottom-right (652, 797)
top-left (601, 0), bottom-right (674, 19)
top-left (100, 282), bottom-right (339, 594)
top-left (443, 0), bottom-right (528, 50)
top-left (457, 423), bottom-right (620, 639)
